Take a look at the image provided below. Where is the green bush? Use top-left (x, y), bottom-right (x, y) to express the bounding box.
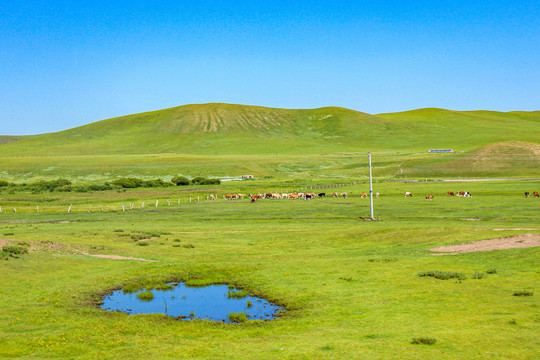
top-left (111, 177), bottom-right (144, 188)
top-left (0, 180), bottom-right (9, 187)
top-left (144, 179), bottom-right (172, 188)
top-left (171, 176), bottom-right (190, 186)
top-left (513, 290), bottom-right (533, 296)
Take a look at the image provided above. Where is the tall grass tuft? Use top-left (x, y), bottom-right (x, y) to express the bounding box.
top-left (137, 291), bottom-right (154, 301)
top-left (228, 312), bottom-right (247, 323)
top-left (513, 290), bottom-right (533, 297)
top-left (411, 337), bottom-right (437, 345)
top-left (228, 290), bottom-right (249, 299)
top-left (418, 271), bottom-right (466, 280)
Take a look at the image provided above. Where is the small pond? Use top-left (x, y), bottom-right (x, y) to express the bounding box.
top-left (100, 282), bottom-right (285, 323)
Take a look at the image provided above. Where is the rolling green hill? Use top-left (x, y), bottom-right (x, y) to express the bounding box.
top-left (0, 104), bottom-right (538, 156)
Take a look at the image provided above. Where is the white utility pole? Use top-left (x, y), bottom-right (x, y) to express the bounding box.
top-left (369, 153), bottom-right (374, 219)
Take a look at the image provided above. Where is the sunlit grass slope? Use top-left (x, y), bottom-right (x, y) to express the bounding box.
top-left (1, 104), bottom-right (538, 156)
top-left (401, 141), bottom-right (540, 178)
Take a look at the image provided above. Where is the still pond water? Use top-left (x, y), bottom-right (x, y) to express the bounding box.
top-left (100, 282), bottom-right (284, 322)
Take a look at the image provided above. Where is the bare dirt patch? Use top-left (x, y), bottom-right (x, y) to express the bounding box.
top-left (84, 253), bottom-right (155, 262)
top-left (430, 233), bottom-right (540, 255)
top-left (0, 239), bottom-right (10, 247)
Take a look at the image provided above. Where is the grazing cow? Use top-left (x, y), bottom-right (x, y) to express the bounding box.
top-left (425, 195), bottom-right (434, 201)
top-left (225, 194), bottom-right (234, 200)
top-left (332, 192), bottom-right (339, 198)
top-left (249, 194), bottom-right (259, 203)
top-left (265, 193), bottom-right (272, 199)
top-left (404, 192), bottom-right (412, 197)
top-left (209, 194), bottom-right (215, 201)
top-left (318, 193), bottom-right (326, 198)
top-left (534, 191), bottom-right (540, 198)
top-left (524, 192), bottom-right (530, 197)
top-left (376, 192), bottom-right (379, 198)
top-left (464, 192), bottom-right (472, 197)
top-left (340, 192), bottom-right (347, 199)
top-left (447, 191), bottom-right (455, 196)
top-left (289, 193), bottom-right (299, 199)
top-left (237, 194), bottom-right (245, 199)
top-left (360, 192), bottom-right (368, 198)
top-left (456, 191), bottom-right (466, 197)
top-left (304, 193), bottom-right (313, 200)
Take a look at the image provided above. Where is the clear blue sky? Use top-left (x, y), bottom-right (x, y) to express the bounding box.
top-left (1, 1), bottom-right (539, 135)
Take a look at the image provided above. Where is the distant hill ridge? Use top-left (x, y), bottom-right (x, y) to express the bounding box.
top-left (0, 103), bottom-right (538, 156)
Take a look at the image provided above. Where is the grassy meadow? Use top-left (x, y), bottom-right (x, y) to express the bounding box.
top-left (1, 180), bottom-right (539, 359)
top-left (0, 104), bottom-right (539, 358)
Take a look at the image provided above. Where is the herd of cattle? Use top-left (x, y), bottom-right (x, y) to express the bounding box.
top-left (218, 190), bottom-right (539, 203)
top-left (223, 192), bottom-right (352, 202)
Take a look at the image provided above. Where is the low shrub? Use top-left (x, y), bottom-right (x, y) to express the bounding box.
top-left (228, 312), bottom-right (247, 323)
top-left (171, 176), bottom-right (190, 186)
top-left (136, 242), bottom-right (149, 246)
top-left (513, 290), bottom-right (533, 297)
top-left (411, 337), bottom-right (437, 345)
top-left (182, 244), bottom-right (195, 248)
top-left (3, 233), bottom-right (14, 236)
top-left (486, 268), bottom-right (497, 274)
top-left (191, 176), bottom-right (221, 185)
top-left (418, 271), bottom-right (466, 280)
top-left (112, 177), bottom-right (144, 188)
top-left (0, 180), bottom-right (9, 187)
top-left (246, 300), bottom-right (252, 308)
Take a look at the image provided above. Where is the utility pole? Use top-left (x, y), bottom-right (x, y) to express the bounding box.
top-left (369, 153), bottom-right (374, 219)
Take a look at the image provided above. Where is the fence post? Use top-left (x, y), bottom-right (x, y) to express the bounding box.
top-left (122, 204), bottom-right (125, 212)
top-left (155, 200), bottom-right (158, 207)
top-left (67, 205), bottom-right (71, 213)
top-left (36, 205), bottom-right (39, 213)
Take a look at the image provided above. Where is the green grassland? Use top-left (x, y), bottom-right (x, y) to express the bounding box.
top-left (0, 181), bottom-right (539, 359)
top-left (0, 104), bottom-right (539, 359)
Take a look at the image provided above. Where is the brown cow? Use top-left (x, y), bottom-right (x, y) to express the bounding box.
top-left (332, 192), bottom-right (339, 198)
top-left (534, 191), bottom-right (540, 198)
top-left (425, 195), bottom-right (434, 201)
top-left (447, 191), bottom-right (454, 196)
top-left (360, 192), bottom-right (368, 198)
